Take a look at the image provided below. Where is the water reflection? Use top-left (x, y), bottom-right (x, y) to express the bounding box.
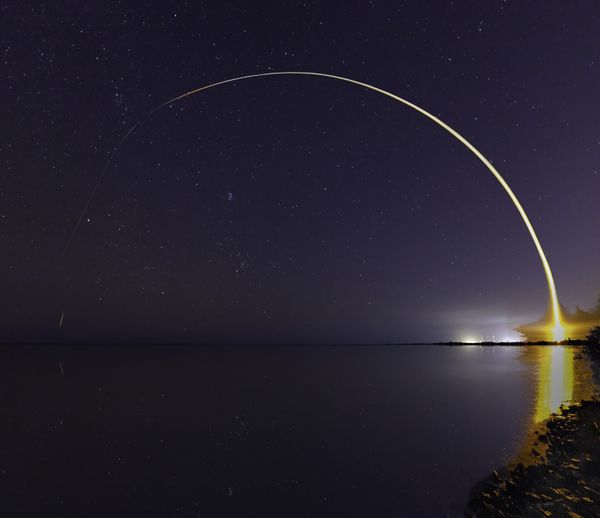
top-left (519, 346), bottom-right (596, 425)
top-left (533, 346), bottom-right (574, 423)
top-left (513, 346), bottom-right (595, 464)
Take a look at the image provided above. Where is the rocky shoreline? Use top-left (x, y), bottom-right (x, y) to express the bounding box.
top-left (465, 349), bottom-right (600, 517)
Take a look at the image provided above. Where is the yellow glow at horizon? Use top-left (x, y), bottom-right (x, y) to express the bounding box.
top-left (533, 346), bottom-right (574, 423)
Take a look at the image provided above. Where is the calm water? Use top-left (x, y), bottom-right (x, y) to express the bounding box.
top-left (0, 345), bottom-right (592, 517)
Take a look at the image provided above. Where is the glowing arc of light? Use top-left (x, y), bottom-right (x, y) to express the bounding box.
top-left (67, 71), bottom-right (563, 336)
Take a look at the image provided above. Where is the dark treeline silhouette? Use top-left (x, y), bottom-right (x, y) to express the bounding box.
top-left (587, 326), bottom-right (600, 345)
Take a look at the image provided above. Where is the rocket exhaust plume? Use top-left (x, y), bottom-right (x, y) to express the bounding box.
top-left (63, 72), bottom-right (564, 338)
top-left (518, 297), bottom-right (600, 342)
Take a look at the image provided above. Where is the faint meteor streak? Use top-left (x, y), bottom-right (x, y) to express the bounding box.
top-left (64, 71), bottom-right (564, 338)
top-left (61, 121), bottom-right (142, 257)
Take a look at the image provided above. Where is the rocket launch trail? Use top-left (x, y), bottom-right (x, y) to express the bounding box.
top-left (64, 71), bottom-right (565, 339)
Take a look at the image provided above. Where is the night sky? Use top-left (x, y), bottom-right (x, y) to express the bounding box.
top-left (3, 2), bottom-right (600, 343)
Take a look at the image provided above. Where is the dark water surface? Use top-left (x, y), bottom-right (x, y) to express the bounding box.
top-left (1, 345), bottom-right (539, 516)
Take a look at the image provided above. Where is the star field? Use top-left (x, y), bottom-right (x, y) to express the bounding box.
top-left (3, 1), bottom-right (600, 343)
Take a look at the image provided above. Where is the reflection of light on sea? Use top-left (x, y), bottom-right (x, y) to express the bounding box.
top-left (534, 346), bottom-right (574, 423)
top-left (514, 345), bottom-right (595, 466)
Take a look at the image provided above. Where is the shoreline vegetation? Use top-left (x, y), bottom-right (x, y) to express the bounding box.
top-left (465, 344), bottom-right (600, 517)
top-left (437, 340), bottom-right (590, 346)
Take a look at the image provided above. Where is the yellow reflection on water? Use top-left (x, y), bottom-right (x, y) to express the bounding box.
top-left (533, 346), bottom-right (574, 423)
top-left (519, 345), bottom-right (596, 425)
top-left (513, 345), bottom-right (596, 466)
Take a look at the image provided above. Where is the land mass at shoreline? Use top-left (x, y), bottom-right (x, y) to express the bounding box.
top-left (465, 347), bottom-right (600, 517)
top-left (437, 340), bottom-right (590, 346)
top-left (0, 339), bottom-right (591, 347)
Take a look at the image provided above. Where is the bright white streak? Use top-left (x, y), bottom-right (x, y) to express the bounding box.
top-left (155, 71), bottom-right (562, 333)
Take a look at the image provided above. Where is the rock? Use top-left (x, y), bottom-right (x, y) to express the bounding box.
top-left (466, 396), bottom-right (600, 516)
